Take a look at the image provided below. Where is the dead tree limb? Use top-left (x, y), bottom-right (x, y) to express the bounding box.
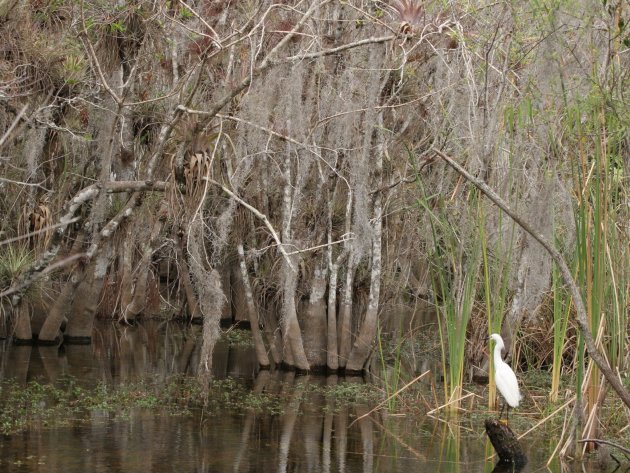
top-left (578, 439), bottom-right (630, 457)
top-left (0, 104), bottom-right (28, 149)
top-left (206, 178), bottom-right (296, 272)
top-left (430, 148), bottom-right (630, 409)
top-left (1, 181), bottom-right (168, 303)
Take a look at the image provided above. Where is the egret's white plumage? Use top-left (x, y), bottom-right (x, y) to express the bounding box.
top-left (490, 333), bottom-right (521, 415)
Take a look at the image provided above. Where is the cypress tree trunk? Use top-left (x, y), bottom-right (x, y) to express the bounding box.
top-left (12, 302), bottom-right (32, 343)
top-left (65, 242), bottom-right (112, 342)
top-left (124, 205), bottom-right (167, 321)
top-left (237, 241), bottom-right (270, 368)
top-left (38, 276), bottom-right (77, 343)
top-left (337, 253), bottom-right (356, 369)
top-left (346, 202), bottom-right (382, 372)
top-left (173, 229), bottom-right (202, 321)
top-left (38, 234), bottom-right (86, 342)
top-left (280, 148), bottom-right (309, 371)
top-left (281, 259), bottom-right (309, 370)
top-left (302, 261), bottom-right (328, 369)
top-left (346, 113), bottom-right (385, 371)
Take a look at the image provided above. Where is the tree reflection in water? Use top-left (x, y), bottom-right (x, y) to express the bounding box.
top-left (0, 323), bottom-right (571, 472)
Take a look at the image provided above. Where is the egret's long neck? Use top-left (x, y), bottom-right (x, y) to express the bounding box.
top-left (493, 342), bottom-right (504, 366)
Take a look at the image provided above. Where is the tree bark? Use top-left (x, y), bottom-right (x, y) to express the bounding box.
top-left (124, 204), bottom-right (167, 321)
top-left (237, 241), bottom-right (270, 368)
top-left (337, 253), bottom-right (356, 369)
top-left (38, 233), bottom-right (87, 342)
top-left (38, 275), bottom-right (77, 343)
top-left (119, 226), bottom-right (135, 320)
top-left (346, 205), bottom-right (382, 371)
top-left (279, 146), bottom-right (309, 370)
top-left (326, 258), bottom-right (340, 371)
top-left (12, 302), bottom-right (32, 343)
top-left (485, 419), bottom-right (527, 466)
top-left (281, 260), bottom-right (309, 370)
top-left (64, 241), bottom-right (112, 342)
top-left (346, 109), bottom-right (385, 371)
top-left (173, 229), bottom-right (202, 321)
top-left (302, 261), bottom-right (328, 369)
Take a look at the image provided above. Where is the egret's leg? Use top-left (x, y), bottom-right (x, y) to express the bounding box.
top-left (499, 402), bottom-right (506, 420)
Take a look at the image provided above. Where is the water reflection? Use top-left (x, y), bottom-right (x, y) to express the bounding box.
top-left (0, 322), bottom-right (598, 473)
top-left (0, 321), bottom-right (258, 386)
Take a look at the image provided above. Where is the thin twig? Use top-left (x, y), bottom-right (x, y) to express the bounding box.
top-left (284, 236), bottom-right (354, 255)
top-left (0, 253), bottom-right (85, 300)
top-left (0, 218), bottom-right (80, 247)
top-left (349, 371), bottom-right (430, 428)
top-left (369, 416), bottom-right (427, 461)
top-left (205, 178), bottom-right (296, 272)
top-left (427, 391), bottom-right (476, 415)
top-left (517, 396), bottom-right (575, 440)
top-left (0, 177), bottom-right (51, 191)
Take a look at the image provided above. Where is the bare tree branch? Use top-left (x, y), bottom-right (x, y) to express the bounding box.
top-left (0, 218), bottom-right (80, 247)
top-left (0, 104), bottom-right (27, 149)
top-left (0, 253), bottom-right (86, 300)
top-left (1, 180), bottom-right (168, 303)
top-left (205, 177), bottom-right (296, 272)
top-left (578, 439), bottom-right (630, 457)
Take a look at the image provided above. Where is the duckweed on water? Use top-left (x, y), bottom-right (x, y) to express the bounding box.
top-left (321, 381), bottom-right (380, 405)
top-left (0, 378), bottom-right (191, 434)
top-left (223, 329), bottom-right (254, 348)
top-left (1, 375), bottom-right (380, 434)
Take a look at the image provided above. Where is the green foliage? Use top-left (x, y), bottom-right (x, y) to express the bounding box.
top-left (0, 245), bottom-right (34, 290)
top-left (109, 21), bottom-right (126, 33)
top-left (179, 7), bottom-right (193, 20)
top-left (418, 185), bottom-right (481, 412)
top-left (320, 381), bottom-right (379, 405)
top-left (0, 375), bottom-right (283, 435)
top-left (0, 374), bottom-right (385, 436)
top-left (549, 241), bottom-right (573, 402)
top-left (376, 326), bottom-right (404, 410)
top-left (62, 54), bottom-right (86, 85)
top-left (203, 378), bottom-right (282, 414)
top-left (223, 328), bottom-right (254, 348)
top-left (561, 68), bottom-right (630, 426)
top-left (479, 202), bottom-right (515, 409)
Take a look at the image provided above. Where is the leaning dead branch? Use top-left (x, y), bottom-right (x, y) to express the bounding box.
top-left (0, 104), bottom-right (28, 149)
top-left (349, 370), bottom-right (430, 428)
top-left (205, 177), bottom-right (296, 272)
top-left (431, 148), bottom-right (630, 410)
top-left (0, 218), bottom-right (80, 248)
top-left (578, 439), bottom-right (630, 457)
top-left (1, 181), bottom-right (169, 303)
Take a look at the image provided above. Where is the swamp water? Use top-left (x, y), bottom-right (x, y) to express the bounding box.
top-left (0, 322), bottom-right (596, 473)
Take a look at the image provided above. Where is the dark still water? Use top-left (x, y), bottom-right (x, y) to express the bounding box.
top-left (0, 322), bottom-right (592, 473)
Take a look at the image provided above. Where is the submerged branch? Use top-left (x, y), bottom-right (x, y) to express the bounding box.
top-left (430, 148), bottom-right (630, 410)
top-left (578, 439), bottom-right (630, 457)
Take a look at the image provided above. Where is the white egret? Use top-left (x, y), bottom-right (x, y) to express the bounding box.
top-left (489, 333), bottom-right (521, 423)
